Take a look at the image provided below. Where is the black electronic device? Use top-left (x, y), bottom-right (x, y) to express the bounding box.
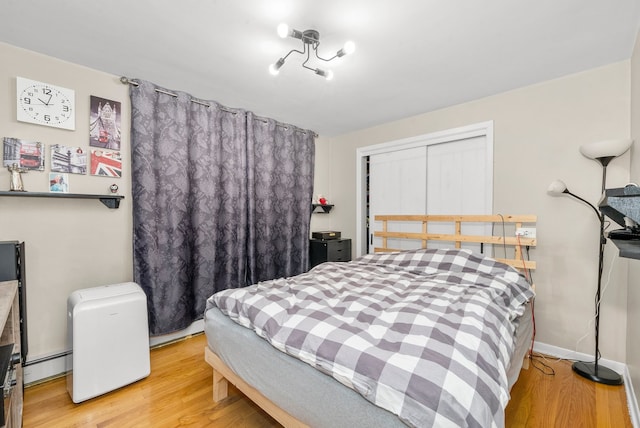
top-left (311, 231), bottom-right (341, 240)
top-left (608, 228), bottom-right (640, 240)
top-left (0, 242), bottom-right (27, 364)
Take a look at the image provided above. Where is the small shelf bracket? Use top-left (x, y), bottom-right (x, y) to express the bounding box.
top-left (312, 204), bottom-right (334, 214)
top-left (99, 197), bottom-right (122, 209)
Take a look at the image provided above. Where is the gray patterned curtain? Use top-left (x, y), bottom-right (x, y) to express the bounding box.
top-left (247, 113), bottom-right (315, 283)
top-left (130, 81), bottom-right (314, 335)
top-left (131, 80), bottom-right (248, 335)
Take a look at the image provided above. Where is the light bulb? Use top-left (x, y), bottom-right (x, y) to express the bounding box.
top-left (315, 68), bottom-right (334, 80)
top-left (268, 64), bottom-right (280, 75)
top-left (277, 23), bottom-right (289, 38)
top-left (336, 41), bottom-right (356, 57)
top-left (269, 58), bottom-right (285, 76)
top-left (343, 41), bottom-right (356, 55)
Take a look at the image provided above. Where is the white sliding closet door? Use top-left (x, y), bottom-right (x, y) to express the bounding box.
top-left (369, 146), bottom-right (427, 253)
top-left (426, 135), bottom-right (490, 253)
top-left (368, 134), bottom-right (490, 254)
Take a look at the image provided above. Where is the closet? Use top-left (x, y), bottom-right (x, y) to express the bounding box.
top-left (357, 122), bottom-right (494, 256)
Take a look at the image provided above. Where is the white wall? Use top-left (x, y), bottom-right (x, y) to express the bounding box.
top-left (313, 62), bottom-right (632, 362)
top-left (627, 29), bottom-right (640, 405)
top-left (0, 43), bottom-right (133, 362)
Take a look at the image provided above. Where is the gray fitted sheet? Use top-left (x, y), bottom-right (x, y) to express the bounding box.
top-left (204, 302), bottom-right (533, 428)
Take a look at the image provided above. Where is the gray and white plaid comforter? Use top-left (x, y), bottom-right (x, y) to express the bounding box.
top-left (208, 248), bottom-right (535, 427)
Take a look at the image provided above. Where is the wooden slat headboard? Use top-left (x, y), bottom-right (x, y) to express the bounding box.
top-left (373, 214), bottom-right (536, 270)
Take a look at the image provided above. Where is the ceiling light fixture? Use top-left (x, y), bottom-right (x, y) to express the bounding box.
top-left (269, 23), bottom-right (355, 80)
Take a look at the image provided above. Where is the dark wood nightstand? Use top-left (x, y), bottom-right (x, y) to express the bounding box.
top-left (309, 238), bottom-right (352, 269)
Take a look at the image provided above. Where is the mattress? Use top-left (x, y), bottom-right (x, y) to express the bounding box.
top-left (204, 302), bottom-right (533, 427)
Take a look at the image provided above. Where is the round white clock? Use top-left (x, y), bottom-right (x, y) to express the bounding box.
top-left (16, 77), bottom-right (75, 130)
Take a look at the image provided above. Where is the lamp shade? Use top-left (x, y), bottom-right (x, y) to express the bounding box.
top-left (579, 139), bottom-right (633, 160)
top-left (547, 179), bottom-right (568, 196)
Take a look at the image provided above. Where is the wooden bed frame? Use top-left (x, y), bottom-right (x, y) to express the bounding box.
top-left (204, 214), bottom-right (537, 427)
top-left (373, 214), bottom-right (536, 271)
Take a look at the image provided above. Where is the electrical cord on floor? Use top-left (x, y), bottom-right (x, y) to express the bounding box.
top-left (524, 298), bottom-right (555, 376)
top-left (515, 237), bottom-right (555, 375)
top-left (527, 352), bottom-right (557, 376)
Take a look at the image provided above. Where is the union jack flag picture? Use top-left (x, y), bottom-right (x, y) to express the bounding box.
top-left (90, 150), bottom-right (122, 178)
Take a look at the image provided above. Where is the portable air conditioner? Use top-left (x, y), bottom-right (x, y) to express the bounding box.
top-left (66, 282), bottom-right (150, 403)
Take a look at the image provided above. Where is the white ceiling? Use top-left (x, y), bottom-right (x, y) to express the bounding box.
top-left (1, 0), bottom-right (639, 136)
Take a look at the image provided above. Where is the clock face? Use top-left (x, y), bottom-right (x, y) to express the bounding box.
top-left (16, 77), bottom-right (75, 130)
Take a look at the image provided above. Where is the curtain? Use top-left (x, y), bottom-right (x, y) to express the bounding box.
top-left (131, 80), bottom-right (248, 335)
top-left (130, 81), bottom-right (315, 335)
top-left (247, 113), bottom-right (315, 284)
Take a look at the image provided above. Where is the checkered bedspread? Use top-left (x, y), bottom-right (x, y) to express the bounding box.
top-left (208, 248), bottom-right (534, 427)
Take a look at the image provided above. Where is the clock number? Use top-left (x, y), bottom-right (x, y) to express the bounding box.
top-left (23, 97), bottom-right (31, 104)
top-left (44, 115), bottom-right (50, 122)
top-left (42, 88), bottom-right (52, 96)
top-left (62, 105), bottom-right (69, 112)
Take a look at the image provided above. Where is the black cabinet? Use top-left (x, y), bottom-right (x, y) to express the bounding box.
top-left (309, 238), bottom-right (351, 269)
top-left (0, 242), bottom-right (27, 364)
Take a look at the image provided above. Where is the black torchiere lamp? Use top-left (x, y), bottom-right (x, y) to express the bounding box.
top-left (547, 138), bottom-right (633, 385)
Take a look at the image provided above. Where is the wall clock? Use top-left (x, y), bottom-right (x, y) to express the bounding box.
top-left (16, 77), bottom-right (75, 130)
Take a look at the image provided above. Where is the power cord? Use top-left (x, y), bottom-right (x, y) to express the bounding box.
top-left (496, 215), bottom-right (554, 376)
top-left (509, 223), bottom-right (554, 376)
top-left (572, 249), bottom-right (617, 364)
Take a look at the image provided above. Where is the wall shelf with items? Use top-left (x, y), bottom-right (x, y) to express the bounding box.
top-left (0, 191), bottom-right (124, 209)
top-left (312, 204), bottom-right (334, 214)
top-left (609, 238), bottom-right (640, 260)
top-left (600, 186), bottom-right (640, 260)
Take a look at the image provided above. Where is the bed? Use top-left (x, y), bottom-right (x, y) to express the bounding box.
top-left (204, 214), bottom-right (537, 427)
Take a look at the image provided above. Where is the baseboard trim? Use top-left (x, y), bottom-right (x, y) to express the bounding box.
top-left (149, 319), bottom-right (204, 348)
top-left (24, 354), bottom-right (68, 386)
top-left (624, 366), bottom-right (640, 428)
top-left (24, 320), bottom-right (205, 386)
top-left (533, 341), bottom-right (638, 427)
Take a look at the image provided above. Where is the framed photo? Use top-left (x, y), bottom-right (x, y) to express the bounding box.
top-left (49, 173), bottom-right (69, 193)
top-left (3, 137), bottom-right (45, 171)
top-left (51, 144), bottom-right (87, 174)
top-left (89, 96), bottom-right (121, 150)
top-left (90, 150), bottom-right (122, 178)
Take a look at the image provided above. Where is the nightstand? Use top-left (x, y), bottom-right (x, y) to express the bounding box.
top-left (309, 238), bottom-right (352, 269)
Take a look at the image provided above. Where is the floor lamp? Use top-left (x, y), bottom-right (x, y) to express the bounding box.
top-left (547, 138), bottom-right (632, 385)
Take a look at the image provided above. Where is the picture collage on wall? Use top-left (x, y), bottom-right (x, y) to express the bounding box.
top-left (3, 95), bottom-right (122, 193)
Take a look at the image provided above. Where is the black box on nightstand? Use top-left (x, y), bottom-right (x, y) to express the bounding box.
top-left (311, 231), bottom-right (341, 240)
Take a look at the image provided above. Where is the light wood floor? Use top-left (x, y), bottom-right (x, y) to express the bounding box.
top-left (24, 333), bottom-right (632, 427)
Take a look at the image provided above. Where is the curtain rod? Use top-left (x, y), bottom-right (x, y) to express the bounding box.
top-left (120, 76), bottom-right (317, 137)
top-left (120, 76), bottom-right (238, 113)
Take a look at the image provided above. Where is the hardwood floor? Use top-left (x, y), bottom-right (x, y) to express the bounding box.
top-left (24, 334), bottom-right (632, 427)
top-left (506, 355), bottom-right (632, 427)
